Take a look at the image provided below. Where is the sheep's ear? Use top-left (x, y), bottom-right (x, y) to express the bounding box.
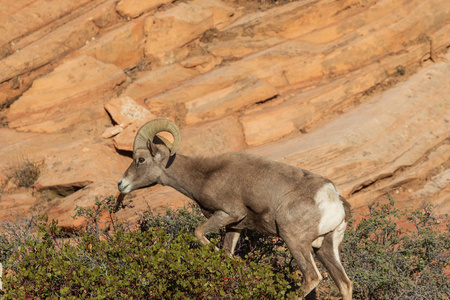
top-left (147, 139), bottom-right (159, 158)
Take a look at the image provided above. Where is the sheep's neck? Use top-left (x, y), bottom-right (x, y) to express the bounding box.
top-left (160, 154), bottom-right (211, 201)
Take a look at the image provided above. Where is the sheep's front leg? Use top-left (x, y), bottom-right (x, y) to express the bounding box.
top-left (195, 211), bottom-right (240, 249)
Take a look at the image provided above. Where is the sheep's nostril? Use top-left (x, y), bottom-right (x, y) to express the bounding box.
top-left (118, 179), bottom-right (122, 190)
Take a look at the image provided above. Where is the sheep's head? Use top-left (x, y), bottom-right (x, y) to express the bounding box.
top-left (118, 118), bottom-right (181, 194)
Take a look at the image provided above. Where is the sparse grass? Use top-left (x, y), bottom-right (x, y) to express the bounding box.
top-left (8, 158), bottom-right (41, 188)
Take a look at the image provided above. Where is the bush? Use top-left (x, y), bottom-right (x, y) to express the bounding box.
top-left (137, 204), bottom-right (207, 241)
top-left (342, 196), bottom-right (449, 300)
top-left (1, 195), bottom-right (448, 299)
top-left (8, 158), bottom-right (41, 188)
top-left (1, 199), bottom-right (300, 299)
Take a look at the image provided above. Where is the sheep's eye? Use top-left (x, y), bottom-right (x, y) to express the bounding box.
top-left (138, 157), bottom-right (145, 164)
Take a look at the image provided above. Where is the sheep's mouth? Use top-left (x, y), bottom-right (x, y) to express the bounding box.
top-left (118, 179), bottom-right (132, 194)
top-left (118, 184), bottom-right (131, 194)
top-left (118, 181), bottom-right (157, 194)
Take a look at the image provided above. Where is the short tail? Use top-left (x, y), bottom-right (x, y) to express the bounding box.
top-left (339, 195), bottom-right (352, 222)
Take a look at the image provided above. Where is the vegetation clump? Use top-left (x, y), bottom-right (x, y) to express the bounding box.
top-left (7, 158), bottom-right (41, 188)
top-left (0, 195), bottom-right (448, 299)
top-left (1, 199), bottom-right (299, 299)
top-left (342, 197), bottom-right (449, 300)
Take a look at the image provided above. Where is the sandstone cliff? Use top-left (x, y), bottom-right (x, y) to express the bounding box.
top-left (0, 0), bottom-right (449, 226)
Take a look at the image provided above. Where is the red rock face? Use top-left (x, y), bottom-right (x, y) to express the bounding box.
top-left (0, 0), bottom-right (449, 227)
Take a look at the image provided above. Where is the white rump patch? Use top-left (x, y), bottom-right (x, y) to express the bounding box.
top-left (315, 183), bottom-right (346, 235)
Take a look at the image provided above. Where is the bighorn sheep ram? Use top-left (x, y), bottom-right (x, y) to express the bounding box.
top-left (118, 118), bottom-right (353, 299)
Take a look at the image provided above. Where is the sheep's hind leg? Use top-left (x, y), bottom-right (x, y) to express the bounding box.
top-left (314, 221), bottom-right (352, 300)
top-left (282, 236), bottom-right (323, 298)
top-left (195, 211), bottom-right (242, 249)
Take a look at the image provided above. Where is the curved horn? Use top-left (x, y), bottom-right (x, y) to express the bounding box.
top-left (133, 118), bottom-right (181, 156)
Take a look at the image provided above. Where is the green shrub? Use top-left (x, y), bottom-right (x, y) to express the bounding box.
top-left (1, 199), bottom-right (300, 299)
top-left (2, 217), bottom-right (298, 299)
top-left (342, 196), bottom-right (449, 300)
top-left (137, 204), bottom-right (207, 242)
top-left (1, 195), bottom-right (448, 299)
top-left (0, 213), bottom-right (41, 269)
top-left (72, 195), bottom-right (126, 242)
